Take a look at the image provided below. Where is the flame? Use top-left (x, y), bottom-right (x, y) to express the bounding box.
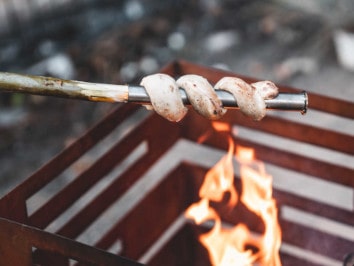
top-left (197, 121), bottom-right (231, 144)
top-left (212, 121), bottom-right (231, 132)
top-left (185, 141), bottom-right (282, 266)
top-left (237, 145), bottom-right (282, 266)
top-left (199, 137), bottom-right (237, 207)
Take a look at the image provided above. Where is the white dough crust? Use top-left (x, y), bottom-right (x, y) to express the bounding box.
top-left (140, 74), bottom-right (278, 122)
top-left (215, 77), bottom-right (267, 121)
top-left (140, 74), bottom-right (187, 122)
top-left (177, 74), bottom-right (226, 120)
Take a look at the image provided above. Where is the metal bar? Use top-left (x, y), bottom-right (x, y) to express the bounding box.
top-left (0, 71), bottom-right (307, 113)
top-left (128, 85), bottom-right (308, 113)
top-left (0, 104), bottom-right (139, 203)
top-left (0, 218), bottom-right (144, 266)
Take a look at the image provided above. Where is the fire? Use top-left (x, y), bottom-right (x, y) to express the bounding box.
top-left (211, 121), bottom-right (231, 132)
top-left (185, 137), bottom-right (282, 265)
top-left (199, 137), bottom-right (237, 208)
top-left (197, 122), bottom-right (231, 144)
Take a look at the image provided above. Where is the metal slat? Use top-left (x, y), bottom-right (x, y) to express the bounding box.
top-left (54, 115), bottom-right (180, 240)
top-left (0, 217), bottom-right (143, 266)
top-left (0, 104), bottom-right (139, 201)
top-left (93, 164), bottom-right (199, 261)
top-left (29, 118), bottom-right (147, 229)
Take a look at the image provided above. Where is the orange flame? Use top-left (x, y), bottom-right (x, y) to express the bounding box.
top-left (185, 141), bottom-right (282, 266)
top-left (237, 145), bottom-right (282, 266)
top-left (199, 137), bottom-right (237, 208)
top-left (197, 122), bottom-right (231, 144)
top-left (212, 122), bottom-right (231, 132)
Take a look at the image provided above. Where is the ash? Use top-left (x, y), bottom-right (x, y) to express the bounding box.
top-left (0, 1), bottom-right (353, 202)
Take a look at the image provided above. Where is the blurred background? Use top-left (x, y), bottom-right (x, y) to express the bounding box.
top-left (0, 0), bottom-right (353, 194)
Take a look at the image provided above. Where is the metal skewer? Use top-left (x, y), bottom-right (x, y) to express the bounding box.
top-left (0, 72), bottom-right (308, 114)
top-left (128, 85), bottom-right (307, 113)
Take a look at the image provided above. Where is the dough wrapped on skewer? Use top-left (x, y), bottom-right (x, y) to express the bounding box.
top-left (140, 74), bottom-right (187, 122)
top-left (141, 74), bottom-right (279, 122)
top-left (215, 78), bottom-right (279, 121)
top-left (177, 75), bottom-right (226, 120)
top-left (214, 77), bottom-right (265, 120)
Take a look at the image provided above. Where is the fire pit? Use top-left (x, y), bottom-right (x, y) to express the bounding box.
top-left (0, 60), bottom-right (353, 265)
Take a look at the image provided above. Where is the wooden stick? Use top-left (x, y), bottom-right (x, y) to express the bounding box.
top-left (0, 72), bottom-right (129, 103)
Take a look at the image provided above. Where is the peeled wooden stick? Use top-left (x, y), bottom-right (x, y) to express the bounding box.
top-left (0, 72), bottom-right (129, 102)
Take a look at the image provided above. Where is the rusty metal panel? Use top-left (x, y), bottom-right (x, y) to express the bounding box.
top-left (0, 61), bottom-right (352, 265)
top-left (0, 217), bottom-right (143, 266)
